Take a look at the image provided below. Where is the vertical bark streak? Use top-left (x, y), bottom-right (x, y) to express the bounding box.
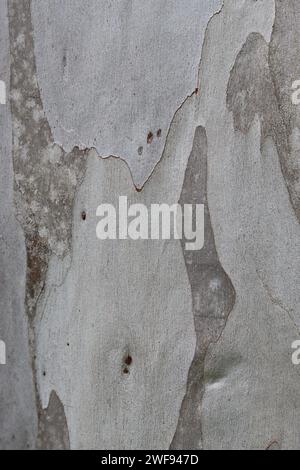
top-left (171, 127), bottom-right (236, 450)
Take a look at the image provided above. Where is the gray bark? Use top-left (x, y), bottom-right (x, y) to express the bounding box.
top-left (0, 0), bottom-right (300, 450)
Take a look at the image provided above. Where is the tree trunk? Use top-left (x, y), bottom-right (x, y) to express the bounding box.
top-left (0, 0), bottom-right (300, 450)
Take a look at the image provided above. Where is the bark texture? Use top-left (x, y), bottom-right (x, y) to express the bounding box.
top-left (0, 0), bottom-right (300, 450)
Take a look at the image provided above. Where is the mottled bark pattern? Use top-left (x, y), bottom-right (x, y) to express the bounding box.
top-left (171, 127), bottom-right (236, 450)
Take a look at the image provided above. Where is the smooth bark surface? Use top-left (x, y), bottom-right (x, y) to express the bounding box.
top-left (0, 0), bottom-right (300, 450)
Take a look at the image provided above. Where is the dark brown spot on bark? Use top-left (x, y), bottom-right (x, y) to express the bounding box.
top-left (124, 355), bottom-right (132, 366)
top-left (147, 132), bottom-right (154, 144)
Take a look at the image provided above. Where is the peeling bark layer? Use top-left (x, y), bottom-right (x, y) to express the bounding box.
top-left (30, 0), bottom-right (223, 187)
